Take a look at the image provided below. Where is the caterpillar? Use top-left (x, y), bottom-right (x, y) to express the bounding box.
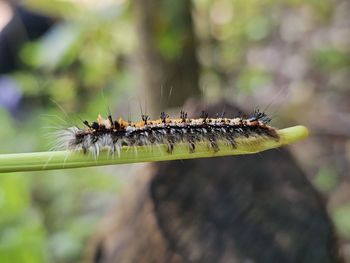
top-left (56, 110), bottom-right (279, 158)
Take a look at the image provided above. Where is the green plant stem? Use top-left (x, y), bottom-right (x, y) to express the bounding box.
top-left (0, 125), bottom-right (309, 173)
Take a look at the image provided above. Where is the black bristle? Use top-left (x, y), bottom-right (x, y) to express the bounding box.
top-left (160, 112), bottom-right (169, 123)
top-left (200, 110), bottom-right (209, 121)
top-left (141, 114), bottom-right (150, 124)
top-left (91, 122), bottom-right (99, 130)
top-left (108, 115), bottom-right (113, 126)
top-left (248, 109), bottom-right (271, 124)
top-left (114, 121), bottom-right (120, 130)
top-left (180, 111), bottom-right (188, 122)
top-left (83, 121), bottom-right (92, 128)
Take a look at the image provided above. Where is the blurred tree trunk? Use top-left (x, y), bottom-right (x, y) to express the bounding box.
top-left (134, 0), bottom-right (200, 116)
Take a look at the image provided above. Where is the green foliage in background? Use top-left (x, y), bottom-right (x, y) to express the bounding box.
top-left (0, 1), bottom-right (133, 262)
top-left (0, 174), bottom-right (46, 263)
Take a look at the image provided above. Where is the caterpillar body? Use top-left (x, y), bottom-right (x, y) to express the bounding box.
top-left (56, 110), bottom-right (279, 158)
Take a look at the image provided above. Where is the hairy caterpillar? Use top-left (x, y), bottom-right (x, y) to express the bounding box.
top-left (56, 110), bottom-right (279, 158)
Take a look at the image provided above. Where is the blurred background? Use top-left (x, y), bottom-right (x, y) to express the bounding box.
top-left (0, 0), bottom-right (349, 262)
